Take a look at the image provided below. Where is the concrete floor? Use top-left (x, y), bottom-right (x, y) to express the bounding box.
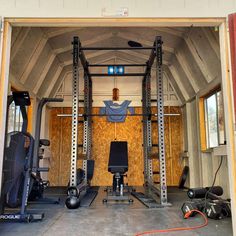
top-left (0, 187), bottom-right (233, 236)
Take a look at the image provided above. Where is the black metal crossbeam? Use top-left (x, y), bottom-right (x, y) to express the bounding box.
top-left (88, 63), bottom-right (146, 67)
top-left (90, 73), bottom-right (145, 77)
top-left (81, 46), bottom-right (154, 51)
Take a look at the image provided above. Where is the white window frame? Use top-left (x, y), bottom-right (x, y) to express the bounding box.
top-left (204, 90), bottom-right (225, 148)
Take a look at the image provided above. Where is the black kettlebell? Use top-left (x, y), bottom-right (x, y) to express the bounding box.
top-left (65, 196), bottom-right (80, 209)
top-left (65, 186), bottom-right (80, 209)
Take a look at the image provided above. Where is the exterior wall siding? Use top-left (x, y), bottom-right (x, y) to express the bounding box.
top-left (0, 0), bottom-right (235, 18)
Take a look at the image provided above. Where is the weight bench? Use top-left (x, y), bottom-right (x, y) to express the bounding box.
top-left (103, 141), bottom-right (134, 203)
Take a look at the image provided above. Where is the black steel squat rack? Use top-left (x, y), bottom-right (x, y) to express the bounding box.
top-left (68, 36), bottom-right (170, 206)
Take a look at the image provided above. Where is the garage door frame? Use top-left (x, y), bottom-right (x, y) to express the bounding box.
top-left (0, 17), bottom-right (235, 234)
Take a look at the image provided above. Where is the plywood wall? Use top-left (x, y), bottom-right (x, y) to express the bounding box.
top-left (48, 106), bottom-right (183, 186)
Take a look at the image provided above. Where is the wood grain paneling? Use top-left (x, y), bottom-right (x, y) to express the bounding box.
top-left (49, 106), bottom-right (183, 186)
top-left (199, 97), bottom-right (207, 151)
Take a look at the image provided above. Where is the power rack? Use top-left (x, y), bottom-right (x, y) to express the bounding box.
top-left (66, 36), bottom-right (170, 209)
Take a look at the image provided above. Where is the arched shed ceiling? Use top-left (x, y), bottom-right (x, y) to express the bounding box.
top-left (9, 26), bottom-right (221, 103)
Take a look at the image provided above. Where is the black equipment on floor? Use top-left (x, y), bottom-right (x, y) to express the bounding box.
top-left (178, 166), bottom-right (189, 189)
top-left (187, 186), bottom-right (223, 199)
top-left (76, 160), bottom-right (95, 185)
top-left (205, 200), bottom-right (231, 219)
top-left (181, 186), bottom-right (231, 220)
top-left (181, 200), bottom-right (205, 217)
top-left (103, 141), bottom-right (134, 203)
top-left (0, 91), bottom-right (44, 222)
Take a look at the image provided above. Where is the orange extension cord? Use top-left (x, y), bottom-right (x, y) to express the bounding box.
top-left (134, 209), bottom-right (208, 236)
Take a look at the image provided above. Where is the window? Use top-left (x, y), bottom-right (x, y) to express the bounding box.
top-left (7, 101), bottom-right (24, 132)
top-left (204, 90), bottom-right (225, 148)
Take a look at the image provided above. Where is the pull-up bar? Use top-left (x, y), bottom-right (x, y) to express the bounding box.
top-left (81, 46), bottom-right (154, 51)
top-left (90, 73), bottom-right (145, 77)
top-left (88, 64), bottom-right (146, 67)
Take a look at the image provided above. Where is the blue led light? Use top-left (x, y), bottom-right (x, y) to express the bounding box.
top-left (108, 66), bottom-right (114, 74)
top-left (116, 66), bottom-right (124, 74)
top-left (107, 66), bottom-right (125, 75)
